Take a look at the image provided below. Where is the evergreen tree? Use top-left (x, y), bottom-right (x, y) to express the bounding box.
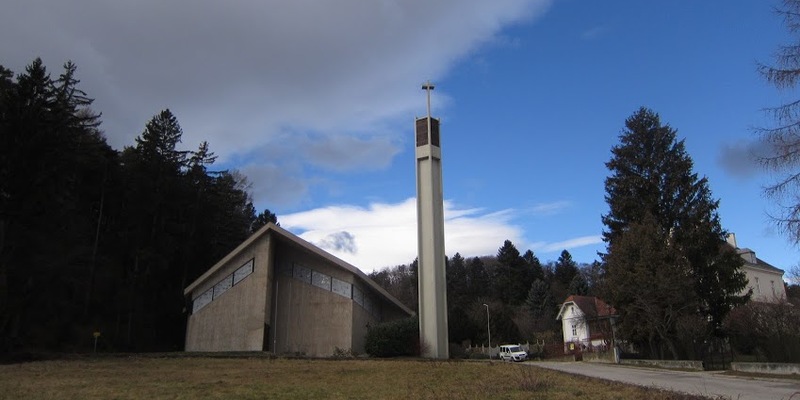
top-left (0, 59), bottom-right (113, 351)
top-left (0, 58), bottom-right (266, 353)
top-left (605, 213), bottom-right (696, 359)
top-left (491, 240), bottom-right (529, 305)
top-left (567, 273), bottom-right (589, 296)
top-left (553, 250), bottom-right (579, 286)
top-left (525, 279), bottom-right (555, 322)
top-left (522, 249), bottom-right (544, 282)
top-left (446, 253), bottom-right (476, 343)
top-left (602, 107), bottom-right (749, 345)
top-left (251, 209), bottom-right (279, 233)
top-left (465, 256), bottom-right (488, 299)
top-left (446, 253), bottom-right (467, 302)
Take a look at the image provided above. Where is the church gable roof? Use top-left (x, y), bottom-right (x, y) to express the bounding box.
top-left (184, 222), bottom-right (414, 317)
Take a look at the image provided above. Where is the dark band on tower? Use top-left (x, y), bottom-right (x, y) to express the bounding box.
top-left (415, 118), bottom-right (440, 147)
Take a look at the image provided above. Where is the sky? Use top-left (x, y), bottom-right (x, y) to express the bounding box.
top-left (3, 0), bottom-right (800, 276)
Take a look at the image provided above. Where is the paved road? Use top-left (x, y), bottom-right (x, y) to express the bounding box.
top-left (529, 361), bottom-right (799, 400)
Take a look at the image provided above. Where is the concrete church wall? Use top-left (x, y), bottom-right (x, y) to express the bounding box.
top-left (185, 236), bottom-right (272, 351)
top-left (271, 243), bottom-right (397, 356)
top-left (273, 274), bottom-right (353, 356)
top-left (272, 246), bottom-right (356, 356)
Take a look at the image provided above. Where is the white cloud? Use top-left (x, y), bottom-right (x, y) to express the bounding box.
top-left (280, 198), bottom-right (524, 272)
top-left (529, 200), bottom-right (573, 216)
top-left (0, 0), bottom-right (553, 208)
top-left (529, 235), bottom-right (604, 254)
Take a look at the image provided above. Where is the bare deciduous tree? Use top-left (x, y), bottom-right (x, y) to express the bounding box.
top-left (758, 0), bottom-right (800, 243)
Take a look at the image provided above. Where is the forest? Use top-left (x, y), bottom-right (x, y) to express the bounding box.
top-left (0, 58), bottom-right (276, 353)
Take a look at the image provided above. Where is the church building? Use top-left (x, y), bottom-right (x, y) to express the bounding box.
top-left (184, 222), bottom-right (414, 356)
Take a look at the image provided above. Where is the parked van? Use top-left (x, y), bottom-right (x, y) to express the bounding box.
top-left (499, 344), bottom-right (527, 362)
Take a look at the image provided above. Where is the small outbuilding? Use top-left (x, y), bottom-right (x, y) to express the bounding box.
top-left (183, 222), bottom-right (414, 356)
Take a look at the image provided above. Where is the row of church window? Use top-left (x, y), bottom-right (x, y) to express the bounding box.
top-left (285, 262), bottom-right (382, 320)
top-left (192, 259), bottom-right (255, 313)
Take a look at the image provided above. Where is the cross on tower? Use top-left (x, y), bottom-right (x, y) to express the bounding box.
top-left (422, 81), bottom-right (435, 119)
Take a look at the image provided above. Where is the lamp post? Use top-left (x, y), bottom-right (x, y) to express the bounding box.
top-left (483, 303), bottom-right (491, 360)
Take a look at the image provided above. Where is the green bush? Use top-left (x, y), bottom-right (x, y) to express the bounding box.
top-left (364, 317), bottom-right (419, 357)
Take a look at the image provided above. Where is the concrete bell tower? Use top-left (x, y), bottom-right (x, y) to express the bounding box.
top-left (415, 82), bottom-right (449, 359)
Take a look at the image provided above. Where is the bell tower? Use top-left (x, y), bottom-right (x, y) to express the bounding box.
top-left (415, 82), bottom-right (449, 359)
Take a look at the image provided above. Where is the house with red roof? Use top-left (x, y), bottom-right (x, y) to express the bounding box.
top-left (556, 295), bottom-right (617, 354)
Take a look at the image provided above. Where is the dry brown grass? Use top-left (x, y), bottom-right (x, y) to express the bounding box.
top-left (0, 357), bottom-right (710, 400)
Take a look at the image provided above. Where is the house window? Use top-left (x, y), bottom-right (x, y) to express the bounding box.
top-left (755, 277), bottom-right (761, 294)
top-left (771, 281), bottom-right (776, 297)
top-left (572, 324), bottom-right (577, 336)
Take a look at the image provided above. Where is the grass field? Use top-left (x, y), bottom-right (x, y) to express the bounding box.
top-left (0, 356), bottom-right (711, 400)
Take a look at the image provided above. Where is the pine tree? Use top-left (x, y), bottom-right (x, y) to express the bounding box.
top-left (251, 209), bottom-right (279, 233)
top-left (602, 108), bottom-right (749, 346)
top-left (522, 249), bottom-right (544, 282)
top-left (0, 59), bottom-right (113, 351)
top-left (605, 213), bottom-right (696, 359)
top-left (553, 250), bottom-right (579, 286)
top-left (567, 273), bottom-right (589, 296)
top-left (525, 279), bottom-right (555, 322)
top-left (492, 240), bottom-right (527, 304)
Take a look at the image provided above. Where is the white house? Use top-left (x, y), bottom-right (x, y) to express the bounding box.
top-left (556, 295), bottom-right (617, 354)
top-left (726, 234), bottom-right (787, 303)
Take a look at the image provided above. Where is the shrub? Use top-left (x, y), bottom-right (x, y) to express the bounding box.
top-left (364, 317), bottom-right (419, 357)
top-left (726, 301), bottom-right (800, 362)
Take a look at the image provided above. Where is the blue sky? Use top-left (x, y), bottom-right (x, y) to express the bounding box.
top-left (3, 0), bottom-right (798, 274)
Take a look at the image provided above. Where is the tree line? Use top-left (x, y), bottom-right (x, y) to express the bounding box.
top-left (369, 245), bottom-right (601, 348)
top-left (0, 58), bottom-right (276, 354)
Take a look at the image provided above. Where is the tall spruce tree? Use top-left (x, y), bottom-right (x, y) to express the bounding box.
top-left (602, 108), bottom-right (749, 348)
top-left (492, 240), bottom-right (527, 305)
top-left (0, 59), bottom-right (113, 351)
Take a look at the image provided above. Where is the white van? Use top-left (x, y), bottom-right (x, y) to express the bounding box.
top-left (499, 344), bottom-right (527, 362)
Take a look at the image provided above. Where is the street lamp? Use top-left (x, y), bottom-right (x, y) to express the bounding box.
top-left (483, 303), bottom-right (491, 360)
